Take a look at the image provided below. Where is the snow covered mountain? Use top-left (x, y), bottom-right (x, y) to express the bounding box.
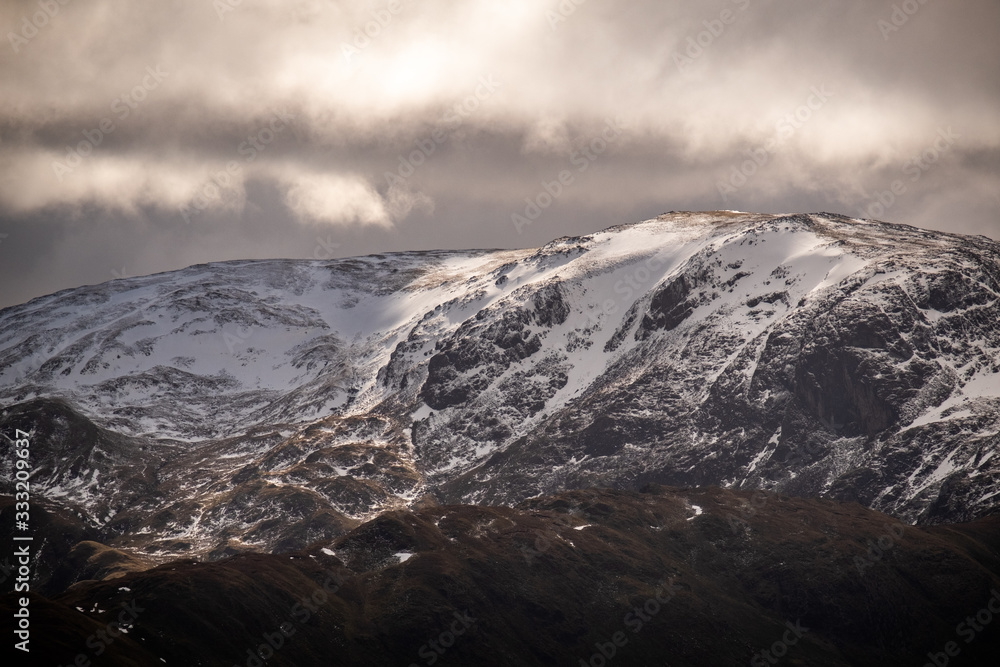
top-left (2, 211), bottom-right (999, 559)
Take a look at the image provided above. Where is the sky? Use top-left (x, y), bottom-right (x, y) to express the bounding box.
top-left (1, 0), bottom-right (998, 309)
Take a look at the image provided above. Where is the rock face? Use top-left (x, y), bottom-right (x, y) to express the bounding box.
top-left (1, 212), bottom-right (999, 561)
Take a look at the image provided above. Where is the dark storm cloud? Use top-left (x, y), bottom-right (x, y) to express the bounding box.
top-left (1, 0), bottom-right (997, 308)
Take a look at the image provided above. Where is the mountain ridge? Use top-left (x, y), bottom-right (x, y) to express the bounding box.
top-left (1, 211), bottom-right (998, 560)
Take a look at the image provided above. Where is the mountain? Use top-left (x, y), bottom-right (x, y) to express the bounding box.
top-left (2, 211), bottom-right (999, 563)
top-left (4, 485), bottom-right (1000, 667)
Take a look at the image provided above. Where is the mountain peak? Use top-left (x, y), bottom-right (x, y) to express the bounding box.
top-left (2, 212), bottom-right (999, 559)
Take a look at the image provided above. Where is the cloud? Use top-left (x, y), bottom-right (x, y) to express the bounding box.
top-left (278, 168), bottom-right (423, 227)
top-left (0, 0), bottom-right (997, 307)
top-left (0, 148), bottom-right (217, 215)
